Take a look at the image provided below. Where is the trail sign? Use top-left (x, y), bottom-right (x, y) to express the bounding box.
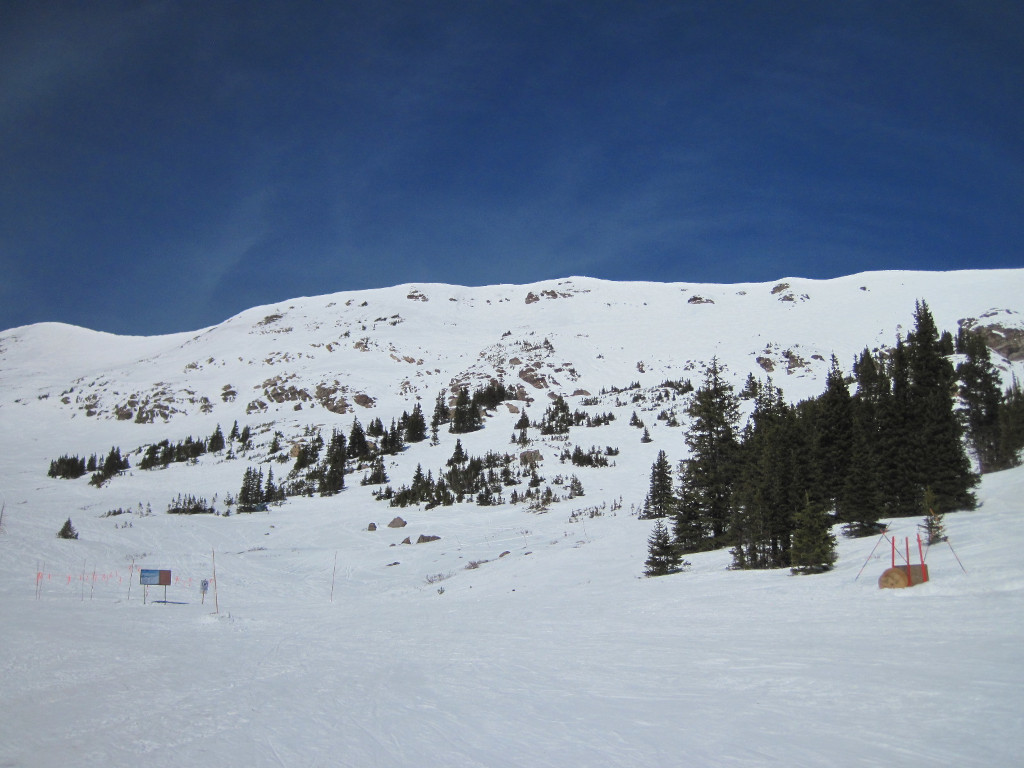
top-left (140, 569), bottom-right (171, 585)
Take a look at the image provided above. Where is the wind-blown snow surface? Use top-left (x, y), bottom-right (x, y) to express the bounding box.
top-left (2, 468), bottom-right (1023, 768)
top-left (2, 270), bottom-right (1024, 766)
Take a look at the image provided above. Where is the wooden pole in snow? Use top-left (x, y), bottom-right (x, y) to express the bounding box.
top-left (211, 548), bottom-right (219, 614)
top-left (947, 539), bottom-right (968, 574)
top-left (331, 551), bottom-right (338, 603)
top-left (854, 533), bottom-right (886, 581)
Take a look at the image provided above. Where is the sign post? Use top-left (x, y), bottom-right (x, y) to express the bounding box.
top-left (140, 569), bottom-right (171, 603)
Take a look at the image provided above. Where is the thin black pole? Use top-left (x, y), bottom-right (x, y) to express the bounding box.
top-left (855, 533), bottom-right (887, 581)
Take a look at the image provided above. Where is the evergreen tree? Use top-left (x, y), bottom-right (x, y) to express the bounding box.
top-left (347, 418), bottom-right (371, 460)
top-left (403, 402), bottom-right (428, 443)
top-left (999, 378), bottom-right (1024, 466)
top-left (431, 389), bottom-right (450, 430)
top-left (853, 347), bottom-right (889, 404)
top-left (450, 387), bottom-right (483, 433)
top-left (208, 424), bottom-right (226, 453)
top-left (740, 373), bottom-right (760, 400)
top-left (539, 395), bottom-right (574, 435)
top-left (813, 356), bottom-right (853, 510)
top-left (840, 395), bottom-right (885, 536)
top-left (320, 429), bottom-right (347, 496)
top-left (905, 301), bottom-right (978, 512)
top-left (57, 517), bottom-right (79, 540)
top-left (377, 419), bottom-right (403, 455)
top-left (264, 467), bottom-right (281, 503)
top-left (644, 519), bottom-right (685, 577)
top-left (410, 464), bottom-right (429, 501)
top-left (103, 446), bottom-right (129, 475)
top-left (789, 494), bottom-right (837, 574)
top-left (447, 439), bottom-right (468, 466)
top-left (918, 487), bottom-right (947, 545)
top-left (568, 474), bottom-right (584, 498)
top-left (48, 454), bottom-right (87, 479)
top-left (361, 456), bottom-right (389, 485)
top-left (843, 347), bottom-right (891, 530)
top-left (678, 358), bottom-right (740, 545)
top-left (640, 450), bottom-right (674, 519)
top-left (471, 380), bottom-right (511, 412)
top-left (238, 467), bottom-right (265, 511)
top-left (878, 337), bottom-right (920, 518)
top-left (293, 434), bottom-right (319, 471)
top-left (956, 328), bottom-right (1011, 473)
top-left (731, 380), bottom-right (803, 568)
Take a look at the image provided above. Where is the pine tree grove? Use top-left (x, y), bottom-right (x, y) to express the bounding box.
top-left (654, 301), bottom-right (994, 572)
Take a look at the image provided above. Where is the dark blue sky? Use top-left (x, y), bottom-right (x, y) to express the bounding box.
top-left (2, 1), bottom-right (1021, 335)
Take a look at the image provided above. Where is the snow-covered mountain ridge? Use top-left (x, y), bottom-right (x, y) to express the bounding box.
top-left (4, 269), bottom-right (1024, 767)
top-left (3, 270), bottom-right (1024, 435)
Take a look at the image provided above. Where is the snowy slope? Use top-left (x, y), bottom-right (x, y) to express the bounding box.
top-left (1, 269), bottom-right (1024, 767)
top-left (3, 270), bottom-right (1023, 426)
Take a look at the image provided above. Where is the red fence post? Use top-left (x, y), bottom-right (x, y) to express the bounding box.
top-left (905, 538), bottom-right (911, 584)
